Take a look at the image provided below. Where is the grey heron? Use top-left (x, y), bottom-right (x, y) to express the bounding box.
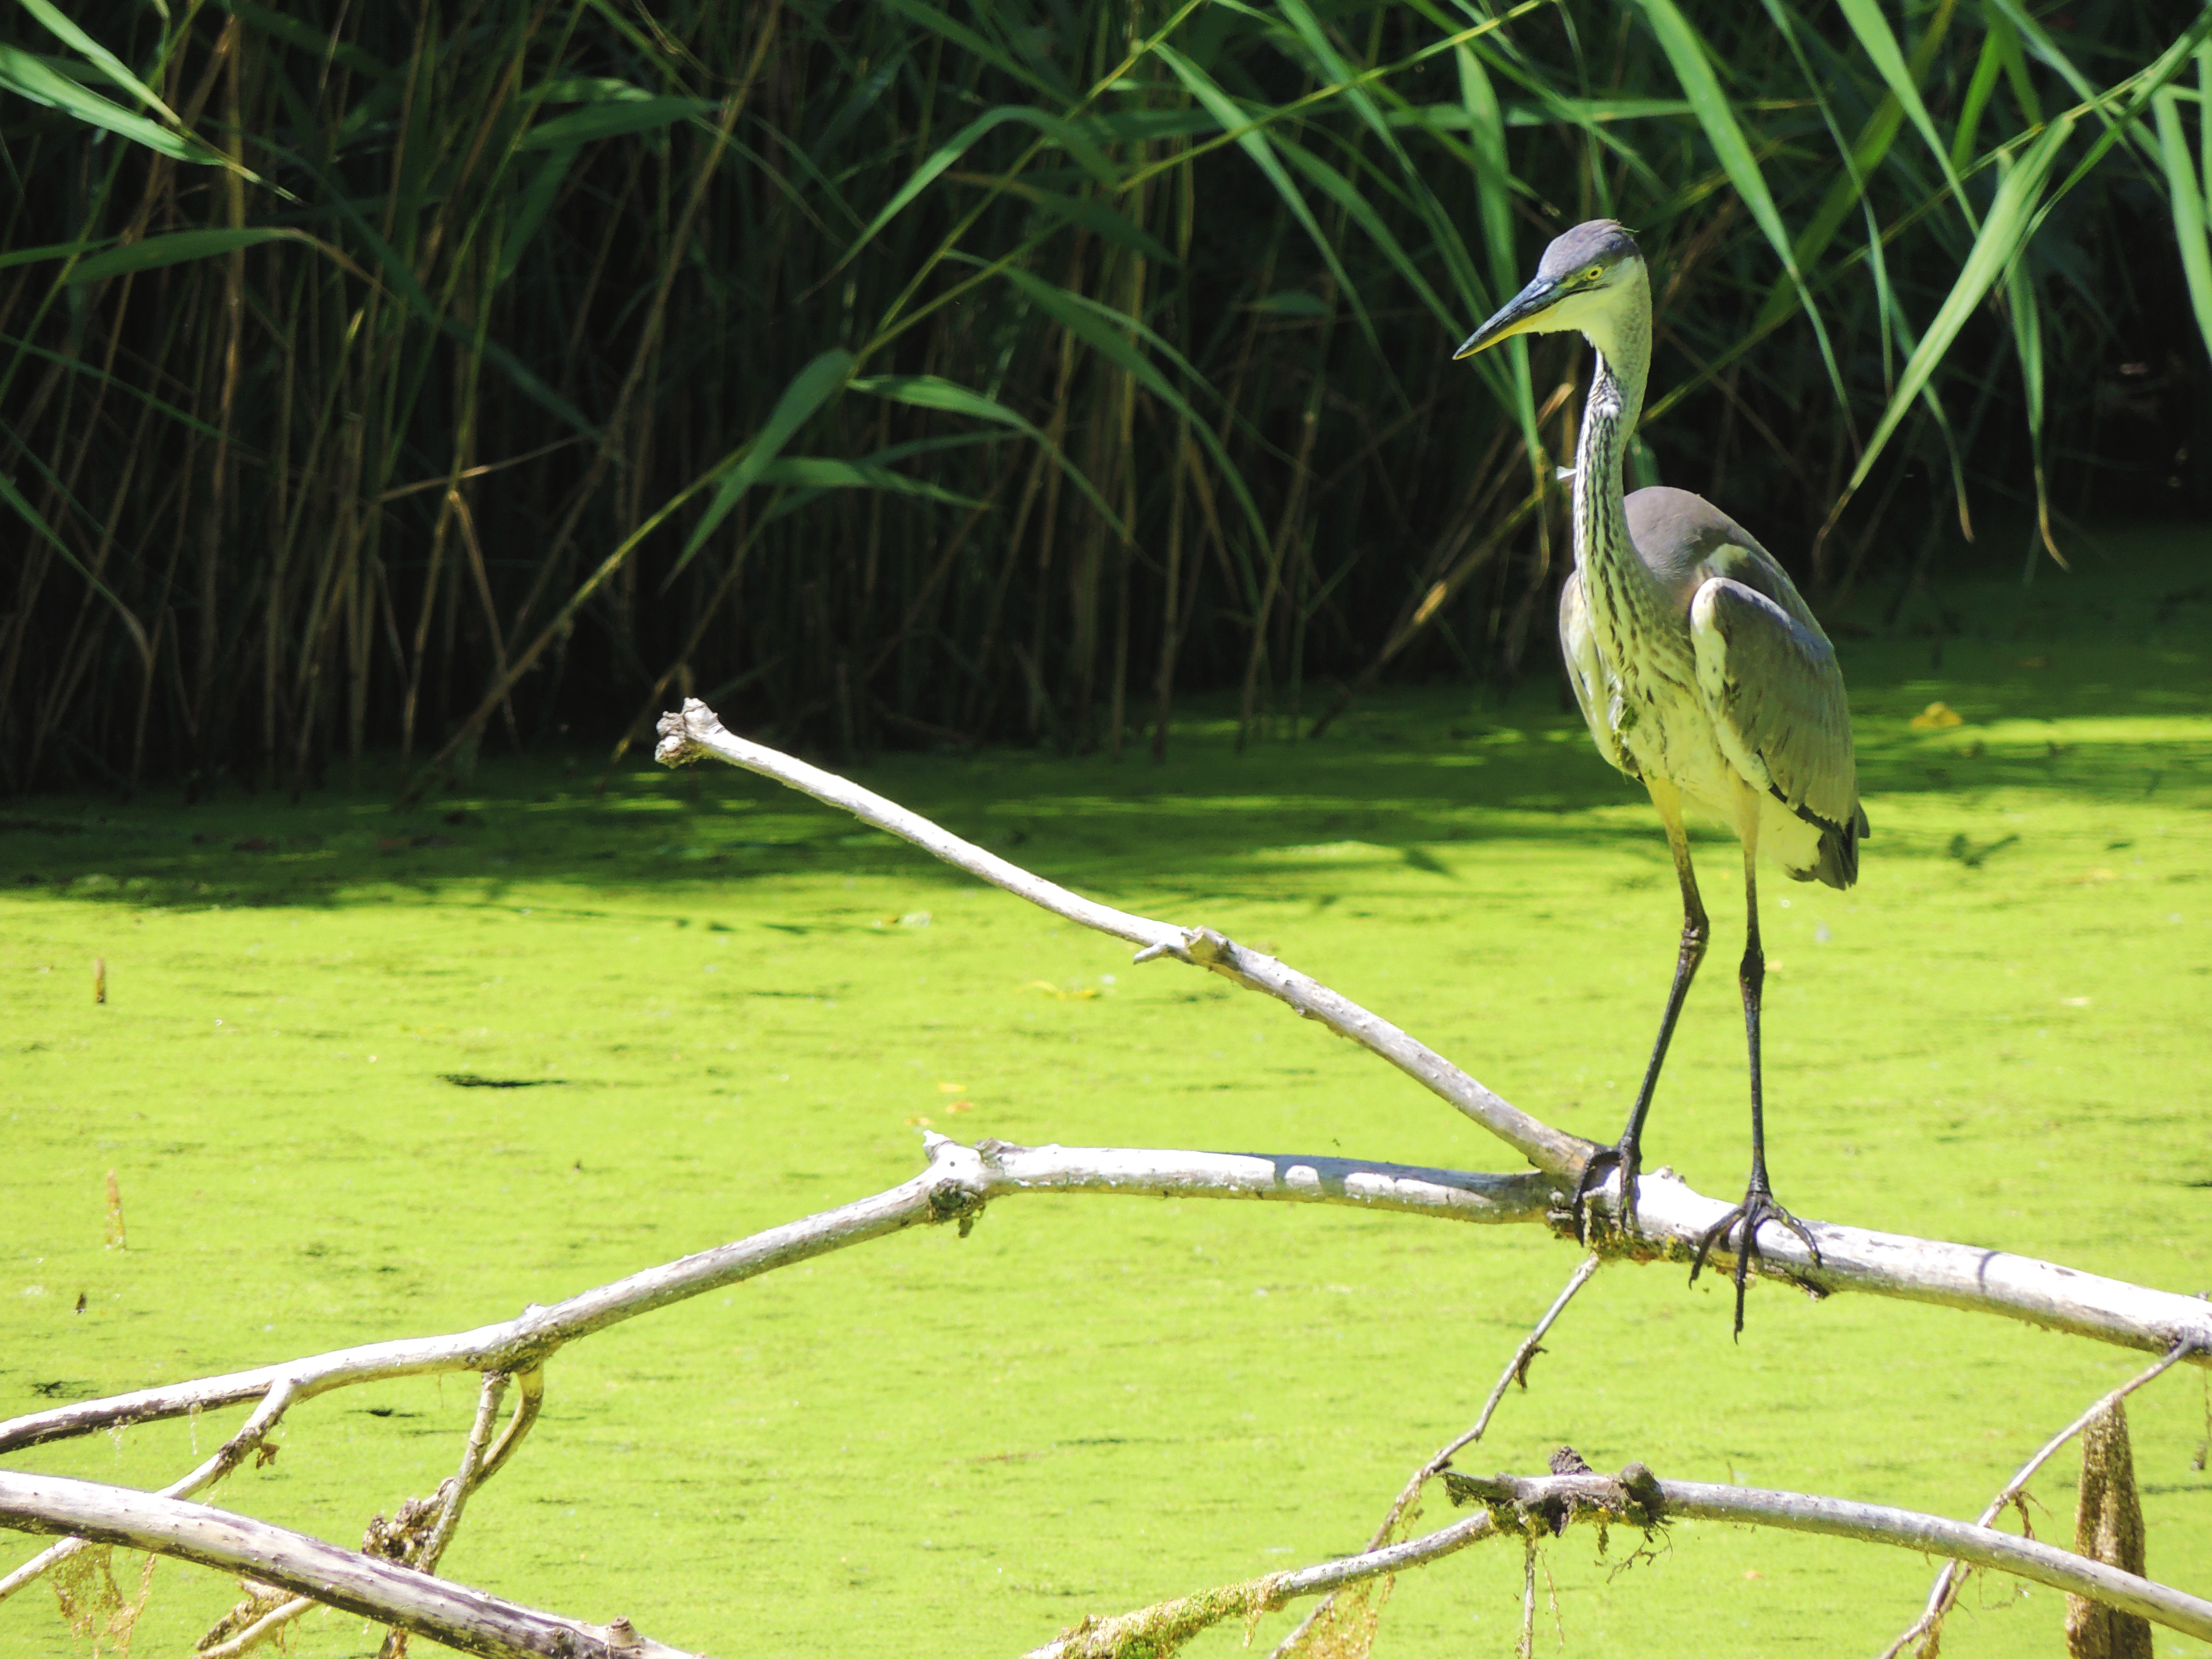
top-left (1455, 220), bottom-right (1868, 1334)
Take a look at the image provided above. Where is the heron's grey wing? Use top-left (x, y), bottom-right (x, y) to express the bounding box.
top-left (1688, 576), bottom-right (1862, 840)
top-left (1559, 569), bottom-right (1635, 778)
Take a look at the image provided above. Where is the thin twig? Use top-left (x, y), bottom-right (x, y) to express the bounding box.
top-left (1273, 1252), bottom-right (1602, 1657)
top-left (0, 1375), bottom-right (298, 1601)
top-left (655, 699), bottom-right (1590, 1176)
top-left (0, 1142), bottom-right (1539, 1458)
top-left (199, 1595), bottom-right (315, 1659)
top-left (376, 1370), bottom-right (513, 1659)
top-left (419, 1371), bottom-right (510, 1572)
top-left (1873, 1338), bottom-right (2202, 1659)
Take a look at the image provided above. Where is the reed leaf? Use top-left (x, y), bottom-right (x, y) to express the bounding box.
top-left (1844, 111), bottom-right (2078, 499)
top-left (677, 347), bottom-right (856, 573)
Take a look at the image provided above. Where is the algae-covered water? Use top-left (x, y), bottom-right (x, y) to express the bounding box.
top-left (3, 530), bottom-right (2209, 1658)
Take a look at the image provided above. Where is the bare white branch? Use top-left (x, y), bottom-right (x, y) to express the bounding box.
top-left (1612, 1167), bottom-right (2212, 1361)
top-left (0, 1374), bottom-right (301, 1603)
top-left (1447, 1469), bottom-right (2212, 1643)
top-left (1273, 1251), bottom-right (1603, 1658)
top-left (654, 698), bottom-right (1591, 1175)
top-left (0, 1141), bottom-right (990, 1457)
top-left (650, 703), bottom-right (2212, 1367)
top-left (198, 1593), bottom-right (315, 1659)
top-left (1877, 1338), bottom-right (2201, 1659)
top-left (7, 1136), bottom-right (2205, 1514)
top-left (967, 1140), bottom-right (1553, 1223)
top-left (1018, 1509), bottom-right (1502, 1659)
top-left (0, 1469), bottom-right (707, 1659)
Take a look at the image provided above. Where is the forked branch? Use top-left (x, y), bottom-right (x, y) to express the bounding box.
top-left (1441, 1466), bottom-right (2212, 1643)
top-left (654, 701), bottom-right (2212, 1367)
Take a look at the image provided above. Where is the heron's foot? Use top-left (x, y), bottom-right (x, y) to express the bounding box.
top-left (1569, 1137), bottom-right (1643, 1243)
top-left (1689, 1181), bottom-right (1821, 1339)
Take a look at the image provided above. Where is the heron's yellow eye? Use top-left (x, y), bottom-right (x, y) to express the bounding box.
top-left (1583, 264), bottom-right (1604, 282)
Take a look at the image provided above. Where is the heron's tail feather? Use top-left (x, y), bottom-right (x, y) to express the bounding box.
top-left (1809, 804), bottom-right (1869, 890)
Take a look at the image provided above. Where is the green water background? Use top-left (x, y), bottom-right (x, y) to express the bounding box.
top-left (2, 528), bottom-right (2208, 1657)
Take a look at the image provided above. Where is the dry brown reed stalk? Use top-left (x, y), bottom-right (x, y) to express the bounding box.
top-left (1, 2), bottom-right (2205, 791)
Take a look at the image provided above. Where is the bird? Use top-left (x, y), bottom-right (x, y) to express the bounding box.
top-left (1454, 220), bottom-right (1868, 1334)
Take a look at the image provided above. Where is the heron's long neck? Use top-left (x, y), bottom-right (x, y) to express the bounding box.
top-left (1570, 280), bottom-right (1651, 597)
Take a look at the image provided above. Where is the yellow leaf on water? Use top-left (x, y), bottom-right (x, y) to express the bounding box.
top-left (937, 1082), bottom-right (965, 1093)
top-left (2081, 869), bottom-right (2116, 885)
top-left (904, 1114), bottom-right (933, 1128)
top-left (1909, 701), bottom-right (1964, 730)
top-left (1023, 981), bottom-right (1099, 1000)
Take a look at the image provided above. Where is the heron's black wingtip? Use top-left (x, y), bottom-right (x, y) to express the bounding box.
top-left (1809, 803), bottom-right (1868, 890)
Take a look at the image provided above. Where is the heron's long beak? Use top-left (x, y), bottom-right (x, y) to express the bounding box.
top-left (1454, 275), bottom-right (1561, 359)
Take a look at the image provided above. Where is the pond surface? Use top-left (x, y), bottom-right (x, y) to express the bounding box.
top-left (2, 530), bottom-right (2208, 1658)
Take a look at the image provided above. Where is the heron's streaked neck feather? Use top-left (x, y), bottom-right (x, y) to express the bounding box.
top-left (1571, 274), bottom-right (1651, 599)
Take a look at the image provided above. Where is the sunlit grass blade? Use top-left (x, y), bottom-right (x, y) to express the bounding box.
top-left (2004, 253), bottom-right (2060, 566)
top-left (756, 457), bottom-right (989, 509)
top-left (1273, 0), bottom-right (1488, 317)
top-left (1000, 263), bottom-right (1267, 546)
top-left (1001, 183), bottom-right (1176, 265)
top-left (841, 108), bottom-right (1120, 274)
top-left (0, 43), bottom-right (223, 166)
top-left (1455, 43), bottom-right (1539, 444)
top-left (1843, 112), bottom-right (2078, 498)
top-left (2152, 91), bottom-right (2212, 365)
top-left (18, 0), bottom-right (180, 123)
top-left (498, 146), bottom-right (579, 284)
top-left (0, 467), bottom-right (151, 667)
top-left (1833, 0), bottom-right (1976, 228)
top-left (65, 227), bottom-right (342, 285)
top-left (851, 373), bottom-right (1123, 533)
top-left (675, 348), bottom-right (856, 575)
top-left (517, 95), bottom-right (711, 151)
top-left (1633, 0), bottom-right (1849, 410)
top-left (0, 239), bottom-right (113, 271)
top-left (1154, 43), bottom-right (1380, 356)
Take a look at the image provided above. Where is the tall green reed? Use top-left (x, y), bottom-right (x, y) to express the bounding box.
top-left (1, 0), bottom-right (2205, 793)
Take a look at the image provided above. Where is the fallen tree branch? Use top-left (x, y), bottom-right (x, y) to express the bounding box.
top-left (0, 1469), bottom-right (706, 1659)
top-left (1021, 1508), bottom-right (1502, 1659)
top-left (653, 698), bottom-right (1592, 1177)
top-left (651, 704), bottom-right (2212, 1367)
top-left (1273, 1251), bottom-right (1603, 1657)
top-left (0, 1375), bottom-right (299, 1603)
top-left (11, 1136), bottom-right (2200, 1654)
top-left (0, 1143), bottom-right (1533, 1459)
top-left (1443, 1467), bottom-right (2212, 1643)
top-left (1876, 1338), bottom-right (2203, 1659)
top-left (8, 1140), bottom-right (2204, 1488)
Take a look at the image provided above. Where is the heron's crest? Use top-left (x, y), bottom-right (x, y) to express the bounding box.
top-left (1536, 221), bottom-right (1642, 283)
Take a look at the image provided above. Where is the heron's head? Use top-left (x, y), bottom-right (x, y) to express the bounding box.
top-left (1454, 220), bottom-right (1646, 362)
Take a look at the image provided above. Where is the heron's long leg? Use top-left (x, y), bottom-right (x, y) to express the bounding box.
top-left (1571, 779), bottom-right (1707, 1238)
top-left (1741, 841), bottom-right (1768, 1192)
top-left (1691, 809), bottom-right (1821, 1335)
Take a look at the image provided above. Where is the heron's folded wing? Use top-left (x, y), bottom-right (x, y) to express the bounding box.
top-left (1687, 577), bottom-right (1859, 832)
top-left (1558, 570), bottom-right (1633, 777)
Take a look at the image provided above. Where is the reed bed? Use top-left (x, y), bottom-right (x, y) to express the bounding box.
top-left (0, 0), bottom-right (2206, 794)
